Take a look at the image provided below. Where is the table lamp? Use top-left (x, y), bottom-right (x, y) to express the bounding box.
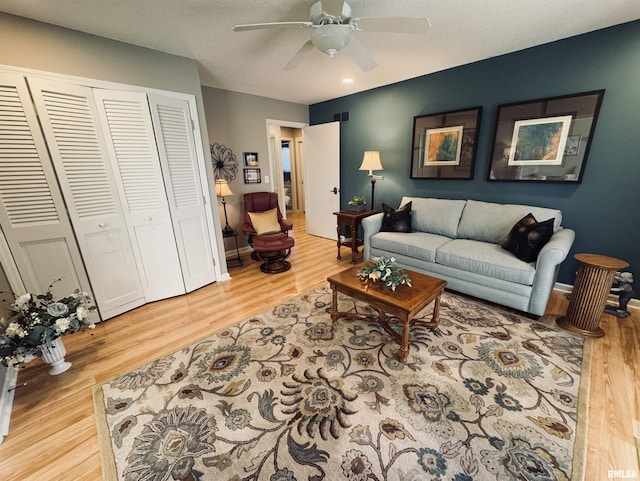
top-left (359, 151), bottom-right (384, 210)
top-left (215, 180), bottom-right (234, 234)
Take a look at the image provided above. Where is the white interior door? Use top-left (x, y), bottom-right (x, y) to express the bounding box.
top-left (148, 94), bottom-right (216, 292)
top-left (0, 73), bottom-right (94, 303)
top-left (28, 77), bottom-right (145, 318)
top-left (303, 121), bottom-right (340, 239)
top-left (93, 89), bottom-right (185, 302)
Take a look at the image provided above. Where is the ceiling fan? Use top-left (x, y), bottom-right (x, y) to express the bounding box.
top-left (232, 0), bottom-right (430, 72)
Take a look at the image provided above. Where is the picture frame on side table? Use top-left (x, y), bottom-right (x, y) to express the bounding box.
top-left (488, 90), bottom-right (605, 183)
top-left (410, 106), bottom-right (482, 179)
top-left (243, 168), bottom-right (261, 184)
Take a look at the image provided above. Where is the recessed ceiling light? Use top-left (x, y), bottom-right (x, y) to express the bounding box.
top-left (342, 78), bottom-right (354, 84)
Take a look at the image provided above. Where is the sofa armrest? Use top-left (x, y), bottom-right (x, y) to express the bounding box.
top-left (537, 228), bottom-right (575, 267)
top-left (528, 228), bottom-right (576, 315)
top-left (362, 213), bottom-right (384, 260)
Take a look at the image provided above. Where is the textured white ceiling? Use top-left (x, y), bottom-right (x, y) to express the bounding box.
top-left (2, 0), bottom-right (639, 104)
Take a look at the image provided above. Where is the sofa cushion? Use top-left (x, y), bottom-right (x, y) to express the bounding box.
top-left (435, 239), bottom-right (536, 285)
top-left (380, 201), bottom-right (412, 233)
top-left (502, 213), bottom-right (554, 262)
top-left (371, 232), bottom-right (451, 263)
top-left (401, 197), bottom-right (467, 238)
top-left (457, 200), bottom-right (562, 244)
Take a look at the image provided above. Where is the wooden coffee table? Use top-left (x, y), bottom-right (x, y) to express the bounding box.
top-left (327, 264), bottom-right (447, 363)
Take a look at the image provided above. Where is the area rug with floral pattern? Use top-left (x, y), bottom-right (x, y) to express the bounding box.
top-left (94, 284), bottom-right (591, 481)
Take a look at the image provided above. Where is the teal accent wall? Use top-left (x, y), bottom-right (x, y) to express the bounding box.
top-left (309, 20), bottom-right (640, 287)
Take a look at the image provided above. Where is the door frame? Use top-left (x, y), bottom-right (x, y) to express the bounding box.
top-left (265, 119), bottom-right (308, 217)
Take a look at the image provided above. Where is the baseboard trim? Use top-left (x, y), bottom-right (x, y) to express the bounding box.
top-left (554, 282), bottom-right (640, 310)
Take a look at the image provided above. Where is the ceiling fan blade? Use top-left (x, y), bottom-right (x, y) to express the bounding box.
top-left (233, 21), bottom-right (312, 32)
top-left (320, 0), bottom-right (345, 18)
top-left (282, 40), bottom-right (315, 71)
top-left (352, 17), bottom-right (431, 35)
top-left (346, 36), bottom-right (377, 72)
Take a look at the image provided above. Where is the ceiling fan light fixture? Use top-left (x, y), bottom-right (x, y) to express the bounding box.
top-left (311, 24), bottom-right (351, 57)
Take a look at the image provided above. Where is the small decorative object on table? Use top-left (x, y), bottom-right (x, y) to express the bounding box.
top-left (357, 256), bottom-right (412, 292)
top-left (347, 195), bottom-right (367, 212)
top-left (0, 281), bottom-right (96, 374)
top-left (604, 271), bottom-right (635, 318)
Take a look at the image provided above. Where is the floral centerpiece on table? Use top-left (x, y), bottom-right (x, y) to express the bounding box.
top-left (0, 281), bottom-right (96, 367)
top-left (357, 256), bottom-right (412, 292)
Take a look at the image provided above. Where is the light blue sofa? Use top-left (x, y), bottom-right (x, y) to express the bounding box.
top-left (362, 197), bottom-right (575, 316)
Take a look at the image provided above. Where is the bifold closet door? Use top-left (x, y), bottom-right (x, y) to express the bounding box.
top-left (148, 94), bottom-right (216, 292)
top-left (0, 73), bottom-right (94, 302)
top-left (92, 89), bottom-right (186, 301)
top-left (28, 77), bottom-right (145, 318)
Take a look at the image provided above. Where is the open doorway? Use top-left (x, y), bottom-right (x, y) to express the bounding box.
top-left (267, 120), bottom-right (340, 240)
top-left (267, 122), bottom-right (305, 215)
top-left (281, 140), bottom-right (292, 211)
top-left (281, 134), bottom-right (304, 213)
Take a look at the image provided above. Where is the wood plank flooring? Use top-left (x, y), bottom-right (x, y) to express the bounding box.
top-left (0, 212), bottom-right (637, 480)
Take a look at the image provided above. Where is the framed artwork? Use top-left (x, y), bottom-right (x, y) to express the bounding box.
top-left (506, 115), bottom-right (572, 166)
top-left (488, 90), bottom-right (605, 183)
top-left (243, 152), bottom-right (259, 166)
top-left (243, 168), bottom-right (261, 184)
top-left (411, 106), bottom-right (482, 179)
top-left (425, 126), bottom-right (464, 166)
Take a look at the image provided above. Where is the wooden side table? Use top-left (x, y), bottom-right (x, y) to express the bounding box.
top-left (557, 253), bottom-right (629, 337)
top-left (222, 229), bottom-right (243, 267)
top-left (333, 210), bottom-right (377, 264)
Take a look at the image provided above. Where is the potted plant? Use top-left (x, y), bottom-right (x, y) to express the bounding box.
top-left (356, 256), bottom-right (412, 292)
top-left (0, 280), bottom-right (97, 373)
top-left (347, 195), bottom-right (367, 212)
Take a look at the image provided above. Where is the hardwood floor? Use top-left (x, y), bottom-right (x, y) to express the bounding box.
top-left (0, 212), bottom-right (637, 480)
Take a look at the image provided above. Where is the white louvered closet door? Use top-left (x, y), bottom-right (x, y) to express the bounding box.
top-left (93, 89), bottom-right (185, 301)
top-left (28, 77), bottom-right (145, 319)
top-left (148, 94), bottom-right (216, 292)
top-left (0, 73), bottom-right (94, 301)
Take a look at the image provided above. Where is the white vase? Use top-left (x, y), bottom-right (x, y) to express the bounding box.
top-left (39, 337), bottom-right (72, 376)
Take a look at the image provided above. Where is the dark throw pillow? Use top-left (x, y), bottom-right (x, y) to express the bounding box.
top-left (502, 213), bottom-right (554, 262)
top-left (380, 202), bottom-right (412, 233)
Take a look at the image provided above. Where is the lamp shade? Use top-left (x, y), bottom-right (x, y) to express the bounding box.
top-left (359, 151), bottom-right (383, 173)
top-left (215, 180), bottom-right (233, 197)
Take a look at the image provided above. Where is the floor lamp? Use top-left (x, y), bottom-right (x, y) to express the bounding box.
top-left (359, 151), bottom-right (384, 210)
top-left (215, 180), bottom-right (234, 234)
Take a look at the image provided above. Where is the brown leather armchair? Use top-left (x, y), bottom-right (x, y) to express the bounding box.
top-left (241, 192), bottom-right (294, 273)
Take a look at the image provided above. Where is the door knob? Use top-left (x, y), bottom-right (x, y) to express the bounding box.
top-left (145, 216), bottom-right (153, 221)
top-left (330, 187), bottom-right (339, 194)
top-left (98, 222), bottom-right (107, 228)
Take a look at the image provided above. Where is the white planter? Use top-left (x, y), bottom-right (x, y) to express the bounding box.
top-left (39, 337), bottom-right (72, 375)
